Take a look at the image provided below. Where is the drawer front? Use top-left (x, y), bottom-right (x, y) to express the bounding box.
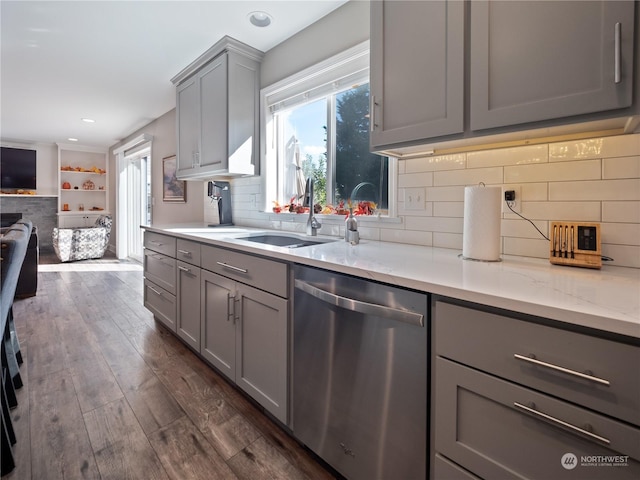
top-left (435, 357), bottom-right (640, 480)
top-left (176, 239), bottom-right (201, 266)
top-left (144, 231), bottom-right (176, 257)
top-left (433, 454), bottom-right (481, 480)
top-left (144, 249), bottom-right (176, 295)
top-left (435, 300), bottom-right (640, 426)
top-left (144, 279), bottom-right (176, 332)
top-left (201, 245), bottom-right (288, 298)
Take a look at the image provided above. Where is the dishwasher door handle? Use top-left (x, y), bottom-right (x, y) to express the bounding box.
top-left (294, 279), bottom-right (424, 327)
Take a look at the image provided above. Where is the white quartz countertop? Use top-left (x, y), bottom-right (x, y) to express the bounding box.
top-left (143, 224), bottom-right (640, 339)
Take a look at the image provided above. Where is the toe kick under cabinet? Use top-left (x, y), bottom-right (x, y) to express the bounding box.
top-left (432, 299), bottom-right (640, 480)
top-left (142, 231), bottom-right (289, 424)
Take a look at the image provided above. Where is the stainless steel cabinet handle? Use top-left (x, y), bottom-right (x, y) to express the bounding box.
top-left (514, 402), bottom-right (610, 445)
top-left (227, 293), bottom-right (235, 322)
top-left (370, 95), bottom-right (378, 132)
top-left (614, 22), bottom-right (621, 84)
top-left (178, 265), bottom-right (190, 273)
top-left (149, 240), bottom-right (163, 246)
top-left (177, 249), bottom-right (192, 256)
top-left (148, 286), bottom-right (163, 296)
top-left (513, 353), bottom-right (610, 386)
top-left (216, 261), bottom-right (248, 274)
top-left (294, 279), bottom-right (424, 327)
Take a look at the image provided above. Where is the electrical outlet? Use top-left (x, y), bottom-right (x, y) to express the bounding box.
top-left (405, 187), bottom-right (425, 211)
top-left (502, 185), bottom-right (522, 213)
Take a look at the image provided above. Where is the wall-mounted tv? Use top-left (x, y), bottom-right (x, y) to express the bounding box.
top-left (0, 147), bottom-right (37, 191)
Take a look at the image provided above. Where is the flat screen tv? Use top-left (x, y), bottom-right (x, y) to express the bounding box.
top-left (0, 147), bottom-right (37, 191)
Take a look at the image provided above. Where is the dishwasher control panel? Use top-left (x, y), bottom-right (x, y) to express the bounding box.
top-left (550, 221), bottom-right (601, 269)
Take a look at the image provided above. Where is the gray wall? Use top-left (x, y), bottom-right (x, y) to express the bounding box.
top-left (260, 0), bottom-right (370, 87)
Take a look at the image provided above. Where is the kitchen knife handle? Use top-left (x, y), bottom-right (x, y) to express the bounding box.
top-left (614, 22), bottom-right (621, 84)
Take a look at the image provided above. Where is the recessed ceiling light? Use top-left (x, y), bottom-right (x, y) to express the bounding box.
top-left (248, 11), bottom-right (272, 27)
top-left (68, 138), bottom-right (79, 142)
top-left (82, 118), bottom-right (95, 123)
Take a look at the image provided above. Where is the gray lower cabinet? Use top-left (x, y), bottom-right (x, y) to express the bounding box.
top-left (200, 265), bottom-right (289, 424)
top-left (143, 232), bottom-right (177, 331)
top-left (432, 299), bottom-right (640, 479)
top-left (177, 261), bottom-right (201, 351)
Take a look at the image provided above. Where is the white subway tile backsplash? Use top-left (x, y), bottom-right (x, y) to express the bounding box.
top-left (405, 216), bottom-right (463, 234)
top-left (398, 171), bottom-right (433, 188)
top-left (405, 153), bottom-right (466, 173)
top-left (433, 232), bottom-right (462, 250)
top-left (549, 133), bottom-right (640, 161)
top-left (520, 182), bottom-right (549, 201)
top-left (602, 156), bottom-right (640, 179)
top-left (467, 144), bottom-right (548, 168)
top-left (549, 179), bottom-right (640, 201)
top-left (504, 159), bottom-right (601, 183)
top-left (503, 237), bottom-right (550, 258)
top-left (433, 202), bottom-right (464, 218)
top-left (601, 223), bottom-right (640, 246)
top-left (380, 228), bottom-right (433, 246)
top-left (501, 219), bottom-right (548, 239)
top-left (520, 202), bottom-right (601, 221)
top-left (426, 185), bottom-right (465, 202)
top-left (601, 244), bottom-right (640, 269)
top-left (602, 201), bottom-right (640, 223)
top-left (434, 166), bottom-right (503, 186)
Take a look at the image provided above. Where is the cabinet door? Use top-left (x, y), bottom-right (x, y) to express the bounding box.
top-left (235, 282), bottom-right (288, 424)
top-left (177, 262), bottom-right (201, 351)
top-left (176, 76), bottom-right (199, 173)
top-left (470, 1), bottom-right (635, 131)
top-left (370, 0), bottom-right (464, 148)
top-left (200, 270), bottom-right (236, 381)
top-left (199, 54), bottom-right (228, 170)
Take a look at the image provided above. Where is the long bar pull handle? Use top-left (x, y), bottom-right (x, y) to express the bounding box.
top-left (514, 402), bottom-right (610, 445)
top-left (178, 265), bottom-right (190, 273)
top-left (148, 286), bottom-right (163, 296)
top-left (149, 240), bottom-right (163, 246)
top-left (294, 279), bottom-right (424, 327)
top-left (514, 354), bottom-right (610, 386)
top-left (177, 249), bottom-right (192, 256)
top-left (227, 293), bottom-right (235, 322)
top-left (370, 95), bottom-right (378, 132)
top-left (614, 22), bottom-right (622, 84)
top-left (216, 261), bottom-right (248, 274)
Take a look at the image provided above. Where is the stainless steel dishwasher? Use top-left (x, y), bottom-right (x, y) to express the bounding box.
top-left (293, 265), bottom-right (428, 480)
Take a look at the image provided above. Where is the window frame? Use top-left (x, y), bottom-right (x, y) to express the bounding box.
top-left (260, 41), bottom-right (397, 218)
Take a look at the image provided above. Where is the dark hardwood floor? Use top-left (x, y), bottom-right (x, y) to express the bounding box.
top-left (5, 252), bottom-right (335, 480)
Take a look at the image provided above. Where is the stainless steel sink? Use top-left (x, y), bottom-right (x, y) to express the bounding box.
top-left (235, 234), bottom-right (333, 248)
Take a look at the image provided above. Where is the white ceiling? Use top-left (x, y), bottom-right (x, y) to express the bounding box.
top-left (1, 0), bottom-right (348, 148)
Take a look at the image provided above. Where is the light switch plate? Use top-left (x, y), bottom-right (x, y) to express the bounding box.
top-left (405, 187), bottom-right (425, 210)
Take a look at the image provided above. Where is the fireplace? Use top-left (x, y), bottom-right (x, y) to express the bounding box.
top-left (1, 212), bottom-right (22, 228)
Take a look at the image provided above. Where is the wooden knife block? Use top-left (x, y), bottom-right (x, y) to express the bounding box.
top-left (549, 221), bottom-right (601, 269)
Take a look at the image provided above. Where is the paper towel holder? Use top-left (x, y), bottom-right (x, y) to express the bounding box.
top-left (461, 182), bottom-right (503, 262)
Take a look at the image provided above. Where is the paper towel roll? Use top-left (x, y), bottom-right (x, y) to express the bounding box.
top-left (462, 185), bottom-right (502, 261)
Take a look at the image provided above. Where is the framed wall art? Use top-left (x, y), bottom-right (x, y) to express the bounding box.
top-left (162, 155), bottom-right (186, 202)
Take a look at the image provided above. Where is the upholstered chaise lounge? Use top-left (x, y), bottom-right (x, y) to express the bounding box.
top-left (52, 214), bottom-right (112, 262)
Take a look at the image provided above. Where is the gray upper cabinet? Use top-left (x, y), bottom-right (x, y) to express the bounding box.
top-left (370, 0), bottom-right (464, 149)
top-left (470, 1), bottom-right (636, 131)
top-left (371, 0), bottom-right (639, 155)
top-left (172, 36), bottom-right (263, 179)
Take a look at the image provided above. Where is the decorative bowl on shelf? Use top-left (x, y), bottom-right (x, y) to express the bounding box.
top-left (82, 180), bottom-right (95, 190)
top-left (62, 181), bottom-right (71, 189)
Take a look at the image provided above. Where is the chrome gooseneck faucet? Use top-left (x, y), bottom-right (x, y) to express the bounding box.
top-left (304, 177), bottom-right (321, 236)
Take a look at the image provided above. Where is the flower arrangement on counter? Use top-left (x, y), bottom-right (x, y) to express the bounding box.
top-left (272, 197), bottom-right (376, 216)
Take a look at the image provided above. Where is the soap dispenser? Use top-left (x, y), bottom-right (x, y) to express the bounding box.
top-left (345, 207), bottom-right (359, 244)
